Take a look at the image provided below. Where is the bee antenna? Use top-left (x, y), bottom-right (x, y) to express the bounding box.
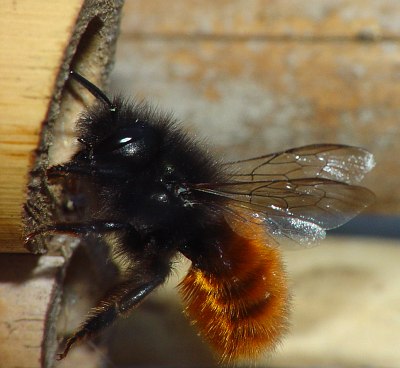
top-left (69, 70), bottom-right (117, 113)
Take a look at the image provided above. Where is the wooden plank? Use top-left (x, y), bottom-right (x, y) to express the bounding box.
top-left (122, 0), bottom-right (400, 38)
top-left (113, 39), bottom-right (400, 213)
top-left (0, 0), bottom-right (83, 252)
top-left (113, 1), bottom-right (400, 214)
top-left (0, 254), bottom-right (65, 368)
top-left (0, 0), bottom-right (123, 253)
top-left (271, 237), bottom-right (400, 367)
top-left (0, 245), bottom-right (114, 368)
top-left (0, 0), bottom-right (124, 366)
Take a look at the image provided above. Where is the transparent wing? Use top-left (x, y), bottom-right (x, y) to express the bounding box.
top-left (224, 204), bottom-right (327, 248)
top-left (205, 201), bottom-right (327, 247)
top-left (196, 179), bottom-right (375, 247)
top-left (192, 144), bottom-right (375, 247)
top-left (197, 178), bottom-right (375, 229)
top-left (223, 144), bottom-right (375, 185)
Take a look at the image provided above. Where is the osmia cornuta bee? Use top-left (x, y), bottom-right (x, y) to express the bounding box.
top-left (26, 70), bottom-right (375, 363)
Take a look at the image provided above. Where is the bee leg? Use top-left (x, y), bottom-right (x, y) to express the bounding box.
top-left (57, 273), bottom-right (166, 360)
top-left (25, 221), bottom-right (134, 243)
top-left (46, 163), bottom-right (128, 180)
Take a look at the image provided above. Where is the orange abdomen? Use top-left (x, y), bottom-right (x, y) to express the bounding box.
top-left (179, 230), bottom-right (289, 363)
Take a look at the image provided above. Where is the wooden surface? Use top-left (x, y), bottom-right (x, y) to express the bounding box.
top-left (0, 254), bottom-right (65, 368)
top-left (0, 242), bottom-right (114, 368)
top-left (113, 0), bottom-right (400, 215)
top-left (0, 0), bottom-right (123, 253)
top-left (118, 0), bottom-right (400, 38)
top-left (0, 0), bottom-right (123, 367)
top-left (0, 0), bottom-right (81, 251)
top-left (272, 237), bottom-right (400, 367)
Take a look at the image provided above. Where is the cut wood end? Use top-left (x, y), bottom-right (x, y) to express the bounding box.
top-left (0, 0), bottom-right (123, 254)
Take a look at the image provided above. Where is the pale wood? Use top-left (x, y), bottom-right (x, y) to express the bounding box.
top-left (0, 0), bottom-right (123, 253)
top-left (271, 237), bottom-right (400, 367)
top-left (114, 1), bottom-right (400, 214)
top-left (0, 0), bottom-right (81, 251)
top-left (0, 244), bottom-right (113, 368)
top-left (122, 0), bottom-right (400, 38)
top-left (0, 0), bottom-right (123, 367)
top-left (0, 254), bottom-right (66, 368)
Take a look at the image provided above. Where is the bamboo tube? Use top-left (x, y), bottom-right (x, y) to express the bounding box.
top-left (0, 1), bottom-right (123, 367)
top-left (0, 0), bottom-right (123, 253)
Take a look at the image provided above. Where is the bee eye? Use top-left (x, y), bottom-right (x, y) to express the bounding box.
top-left (95, 128), bottom-right (141, 153)
top-left (93, 126), bottom-right (159, 161)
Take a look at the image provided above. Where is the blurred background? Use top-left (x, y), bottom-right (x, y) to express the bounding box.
top-left (63, 1), bottom-right (400, 367)
top-left (111, 0), bottom-right (400, 215)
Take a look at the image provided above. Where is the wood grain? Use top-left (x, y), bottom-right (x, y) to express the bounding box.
top-left (113, 1), bottom-right (400, 215)
top-left (0, 254), bottom-right (65, 368)
top-left (0, 0), bottom-right (123, 367)
top-left (0, 0), bottom-right (82, 252)
top-left (0, 0), bottom-right (123, 253)
top-left (121, 0), bottom-right (400, 38)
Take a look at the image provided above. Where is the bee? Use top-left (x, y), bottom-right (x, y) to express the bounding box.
top-left (25, 70), bottom-right (375, 363)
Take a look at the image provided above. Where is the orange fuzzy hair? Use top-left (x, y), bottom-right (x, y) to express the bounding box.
top-left (179, 224), bottom-right (289, 363)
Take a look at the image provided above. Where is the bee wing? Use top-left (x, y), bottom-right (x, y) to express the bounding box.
top-left (223, 144), bottom-right (375, 185)
top-left (193, 144), bottom-right (375, 247)
top-left (215, 201), bottom-right (327, 248)
top-left (197, 178), bottom-right (375, 247)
